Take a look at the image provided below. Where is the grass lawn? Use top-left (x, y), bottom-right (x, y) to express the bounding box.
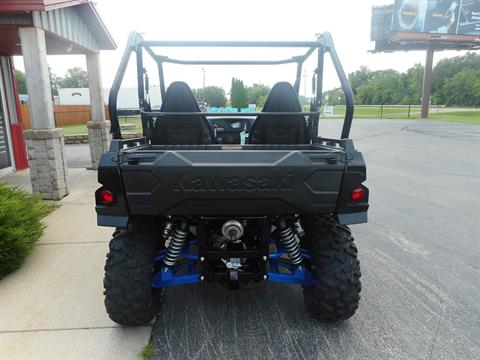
top-left (62, 123), bottom-right (90, 136)
top-left (62, 117), bottom-right (143, 135)
top-left (326, 106), bottom-right (479, 124)
top-left (60, 108), bottom-right (479, 135)
top-left (427, 111), bottom-right (480, 124)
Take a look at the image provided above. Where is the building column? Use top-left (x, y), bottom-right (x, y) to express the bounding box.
top-left (19, 27), bottom-right (68, 200)
top-left (86, 52), bottom-right (110, 170)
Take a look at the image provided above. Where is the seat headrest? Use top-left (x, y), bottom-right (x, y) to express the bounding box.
top-left (161, 81), bottom-right (201, 112)
top-left (262, 82), bottom-right (301, 112)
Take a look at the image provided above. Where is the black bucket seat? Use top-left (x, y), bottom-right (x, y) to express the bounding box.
top-left (248, 82), bottom-right (308, 144)
top-left (151, 81), bottom-right (213, 145)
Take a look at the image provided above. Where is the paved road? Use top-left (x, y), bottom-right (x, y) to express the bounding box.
top-left (140, 120), bottom-right (479, 360)
top-left (63, 120), bottom-right (479, 359)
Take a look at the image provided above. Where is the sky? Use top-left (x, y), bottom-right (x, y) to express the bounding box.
top-left (14, 0), bottom-right (479, 97)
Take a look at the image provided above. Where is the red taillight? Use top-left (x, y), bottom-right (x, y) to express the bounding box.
top-left (100, 189), bottom-right (114, 205)
top-left (351, 187), bottom-right (365, 201)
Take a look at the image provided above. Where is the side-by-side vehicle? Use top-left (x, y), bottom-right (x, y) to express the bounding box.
top-left (96, 32), bottom-right (369, 325)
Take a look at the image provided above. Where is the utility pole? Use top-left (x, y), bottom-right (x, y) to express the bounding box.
top-left (201, 67), bottom-right (206, 105)
top-left (421, 48), bottom-right (434, 119)
top-left (303, 69), bottom-right (308, 98)
top-left (303, 69), bottom-right (308, 109)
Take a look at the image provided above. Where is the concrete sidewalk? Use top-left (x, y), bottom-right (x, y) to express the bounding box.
top-left (0, 169), bottom-right (150, 360)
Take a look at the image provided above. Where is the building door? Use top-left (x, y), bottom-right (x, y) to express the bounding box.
top-left (0, 87), bottom-right (12, 169)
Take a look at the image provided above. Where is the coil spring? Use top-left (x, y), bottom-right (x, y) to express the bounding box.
top-left (163, 225), bottom-right (188, 267)
top-left (278, 226), bottom-right (303, 265)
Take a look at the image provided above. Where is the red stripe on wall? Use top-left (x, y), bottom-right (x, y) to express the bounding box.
top-left (9, 123), bottom-right (28, 169)
top-left (7, 57), bottom-right (28, 170)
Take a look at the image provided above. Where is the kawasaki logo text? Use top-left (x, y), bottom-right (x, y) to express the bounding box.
top-left (173, 172), bottom-right (295, 192)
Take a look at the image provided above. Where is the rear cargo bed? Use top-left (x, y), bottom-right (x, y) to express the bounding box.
top-left (116, 143), bottom-right (347, 216)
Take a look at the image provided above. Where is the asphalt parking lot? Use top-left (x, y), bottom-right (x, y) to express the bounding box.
top-left (66, 119), bottom-right (480, 359)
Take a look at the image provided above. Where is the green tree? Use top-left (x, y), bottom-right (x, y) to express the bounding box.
top-left (49, 67), bottom-right (59, 96)
top-left (57, 67), bottom-right (89, 88)
top-left (356, 70), bottom-right (404, 105)
top-left (298, 95), bottom-right (310, 109)
top-left (432, 52), bottom-right (480, 105)
top-left (193, 86), bottom-right (227, 107)
top-left (346, 53), bottom-right (480, 107)
top-left (15, 68), bottom-right (59, 96)
top-left (230, 77), bottom-right (247, 110)
top-left (15, 70), bottom-right (27, 94)
top-left (322, 88), bottom-right (345, 105)
top-left (348, 66), bottom-right (373, 96)
top-left (432, 52), bottom-right (480, 106)
top-left (246, 83), bottom-right (270, 108)
top-left (400, 63), bottom-right (423, 105)
top-left (441, 68), bottom-right (480, 107)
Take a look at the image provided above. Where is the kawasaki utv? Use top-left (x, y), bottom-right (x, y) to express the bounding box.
top-left (96, 32), bottom-right (369, 326)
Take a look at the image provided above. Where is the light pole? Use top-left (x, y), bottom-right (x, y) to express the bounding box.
top-left (303, 69), bottom-right (308, 98)
top-left (201, 67), bottom-right (206, 106)
top-left (303, 69), bottom-right (308, 110)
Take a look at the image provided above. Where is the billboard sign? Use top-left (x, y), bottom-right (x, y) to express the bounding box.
top-left (393, 0), bottom-right (480, 35)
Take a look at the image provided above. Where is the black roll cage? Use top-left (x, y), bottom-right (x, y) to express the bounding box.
top-left (108, 32), bottom-right (354, 141)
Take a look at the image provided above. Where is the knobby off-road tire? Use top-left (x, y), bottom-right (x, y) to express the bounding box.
top-left (302, 216), bottom-right (361, 322)
top-left (104, 222), bottom-right (163, 326)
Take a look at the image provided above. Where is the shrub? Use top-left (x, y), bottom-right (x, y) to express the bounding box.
top-left (0, 184), bottom-right (55, 279)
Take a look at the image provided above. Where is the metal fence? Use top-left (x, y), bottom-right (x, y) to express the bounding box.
top-left (322, 104), bottom-right (448, 119)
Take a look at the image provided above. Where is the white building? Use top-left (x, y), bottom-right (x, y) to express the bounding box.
top-left (58, 88), bottom-right (91, 105)
top-left (58, 86), bottom-right (163, 108)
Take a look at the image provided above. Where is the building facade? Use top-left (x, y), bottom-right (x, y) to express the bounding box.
top-left (0, 56), bottom-right (27, 174)
top-left (0, 0), bottom-right (115, 198)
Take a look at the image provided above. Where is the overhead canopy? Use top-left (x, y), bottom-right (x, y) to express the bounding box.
top-left (0, 0), bottom-right (116, 55)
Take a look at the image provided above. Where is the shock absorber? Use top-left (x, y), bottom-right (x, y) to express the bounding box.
top-left (162, 221), bottom-right (188, 267)
top-left (162, 221), bottom-right (174, 241)
top-left (277, 219), bottom-right (303, 266)
top-left (292, 215), bottom-right (305, 238)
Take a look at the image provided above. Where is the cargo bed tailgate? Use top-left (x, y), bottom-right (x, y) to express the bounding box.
top-left (119, 149), bottom-right (346, 216)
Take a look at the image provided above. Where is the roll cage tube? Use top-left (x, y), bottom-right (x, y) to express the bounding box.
top-left (108, 32), bottom-right (354, 141)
